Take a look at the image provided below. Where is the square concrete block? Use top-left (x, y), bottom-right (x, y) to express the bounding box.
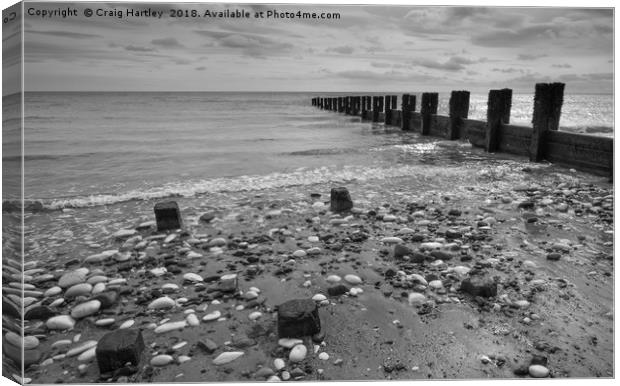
top-left (154, 201), bottom-right (182, 231)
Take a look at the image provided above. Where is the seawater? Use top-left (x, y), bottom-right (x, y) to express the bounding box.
top-left (1, 91), bottom-right (613, 208)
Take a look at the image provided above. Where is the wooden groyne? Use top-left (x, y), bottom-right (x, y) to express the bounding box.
top-left (311, 83), bottom-right (613, 178)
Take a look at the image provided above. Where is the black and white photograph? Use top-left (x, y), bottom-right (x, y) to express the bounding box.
top-left (1, 0), bottom-right (615, 384)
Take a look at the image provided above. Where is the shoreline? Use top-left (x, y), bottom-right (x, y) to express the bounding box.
top-left (4, 162), bottom-right (613, 382)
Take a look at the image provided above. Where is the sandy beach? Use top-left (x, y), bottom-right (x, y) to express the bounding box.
top-left (4, 154), bottom-right (613, 383)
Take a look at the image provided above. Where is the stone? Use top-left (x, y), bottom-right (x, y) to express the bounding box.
top-left (154, 201), bottom-right (183, 231)
top-left (274, 358), bottom-right (286, 370)
top-left (186, 313), bottom-right (200, 326)
top-left (381, 237), bottom-right (403, 244)
top-left (318, 352), bottom-right (329, 361)
top-left (330, 187), bottom-right (353, 212)
top-left (58, 270), bottom-right (87, 288)
top-left (25, 306), bottom-right (56, 321)
top-left (327, 285), bottom-right (349, 297)
top-left (278, 338), bottom-right (303, 349)
top-left (151, 355), bottom-right (174, 366)
top-left (154, 321), bottom-right (186, 334)
top-left (95, 329), bottom-right (145, 373)
top-left (148, 296), bottom-right (176, 310)
top-left (67, 341), bottom-right (98, 357)
top-left (249, 312), bottom-right (262, 321)
top-left (277, 299), bottom-right (321, 338)
top-left (95, 318), bottom-right (116, 327)
top-left (3, 336), bottom-right (41, 368)
top-left (203, 310), bottom-right (222, 322)
top-left (312, 294), bottom-right (327, 302)
top-left (199, 212), bottom-right (217, 223)
top-left (219, 274), bottom-right (238, 293)
top-left (255, 367), bottom-right (275, 379)
top-left (460, 276), bottom-right (497, 298)
top-left (44, 286), bottom-right (63, 297)
top-left (293, 250), bottom-right (307, 258)
top-left (393, 244), bottom-right (413, 259)
top-left (212, 351), bottom-right (244, 365)
top-left (113, 229), bottom-right (137, 239)
top-left (92, 291), bottom-right (118, 309)
top-left (408, 293), bottom-right (426, 306)
top-left (546, 252), bottom-right (561, 261)
top-left (289, 344), bottom-right (307, 363)
top-left (344, 274), bottom-right (362, 285)
top-left (65, 283), bottom-right (93, 298)
top-left (71, 300), bottom-right (101, 319)
top-left (528, 365), bottom-right (550, 378)
top-left (183, 273), bottom-right (203, 283)
top-left (197, 338), bottom-right (218, 353)
top-left (326, 275), bottom-right (341, 283)
top-left (46, 315), bottom-right (76, 330)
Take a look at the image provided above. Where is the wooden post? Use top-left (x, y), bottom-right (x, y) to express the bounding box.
top-left (355, 96), bottom-right (361, 115)
top-left (361, 96), bottom-right (366, 117)
top-left (372, 96), bottom-right (383, 122)
top-left (420, 93), bottom-right (438, 135)
top-left (391, 95), bottom-right (397, 110)
top-left (401, 94), bottom-right (416, 131)
top-left (529, 83), bottom-right (565, 162)
top-left (384, 95), bottom-right (391, 124)
top-left (448, 90), bottom-right (470, 140)
top-left (336, 97), bottom-right (341, 112)
top-left (485, 88), bottom-right (512, 152)
top-left (366, 95), bottom-right (371, 111)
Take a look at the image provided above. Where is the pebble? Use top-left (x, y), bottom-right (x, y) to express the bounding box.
top-left (58, 270), bottom-right (87, 288)
top-left (162, 283), bottom-right (179, 292)
top-left (514, 300), bottom-right (530, 309)
top-left (203, 310), bottom-right (222, 321)
top-left (307, 247), bottom-right (321, 255)
top-left (119, 319), bottom-right (135, 329)
top-left (281, 371), bottom-right (291, 380)
top-left (95, 318), bottom-right (115, 327)
top-left (318, 352), bottom-right (329, 361)
top-left (77, 347), bottom-right (97, 362)
top-left (293, 250), bottom-right (307, 258)
top-left (86, 275), bottom-right (108, 285)
top-left (380, 237), bottom-right (403, 244)
top-left (164, 234), bottom-right (177, 243)
top-left (151, 354), bottom-right (174, 366)
top-left (289, 344), bottom-right (307, 362)
top-left (349, 287), bottom-right (363, 296)
top-left (312, 294), bottom-right (327, 302)
top-left (274, 358), bottom-right (286, 371)
top-left (92, 282), bottom-right (106, 294)
top-left (344, 274), bottom-right (362, 285)
top-left (420, 242), bottom-right (442, 250)
top-left (172, 341), bottom-right (187, 350)
top-left (49, 298), bottom-right (65, 307)
top-left (408, 292), bottom-right (426, 306)
top-left (209, 237), bottom-right (227, 247)
top-left (187, 251), bottom-right (202, 259)
top-left (383, 214), bottom-right (397, 222)
top-left (278, 338), bottom-right (303, 349)
top-left (451, 266), bottom-right (471, 276)
top-left (113, 229), bottom-right (137, 238)
top-left (155, 321), bottom-right (187, 334)
top-left (150, 267), bottom-right (167, 277)
top-left (529, 365), bottom-right (550, 378)
top-left (44, 286), bottom-right (62, 297)
top-left (410, 274), bottom-right (427, 286)
top-left (51, 339), bottom-right (72, 348)
top-left (326, 275), bottom-right (341, 283)
top-left (186, 313), bottom-right (200, 326)
top-left (46, 315), bottom-right (76, 330)
top-left (178, 355), bottom-right (192, 364)
top-left (71, 300), bottom-right (101, 319)
top-left (148, 296), bottom-right (176, 310)
top-left (244, 291), bottom-right (259, 300)
top-left (183, 273), bottom-right (204, 283)
top-left (308, 236), bottom-right (319, 242)
top-left (66, 340), bottom-right (98, 357)
top-left (267, 375), bottom-right (282, 382)
top-left (249, 312), bottom-right (262, 321)
top-left (429, 280), bottom-right (443, 290)
top-left (212, 351), bottom-right (244, 365)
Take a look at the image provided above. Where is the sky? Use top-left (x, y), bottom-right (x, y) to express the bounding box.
top-left (2, 1), bottom-right (615, 94)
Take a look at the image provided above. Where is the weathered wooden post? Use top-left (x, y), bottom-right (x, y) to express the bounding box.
top-left (448, 90), bottom-right (470, 140)
top-left (154, 201), bottom-right (183, 231)
top-left (420, 93), bottom-right (438, 135)
top-left (401, 94), bottom-right (416, 131)
top-left (361, 96), bottom-right (367, 117)
top-left (312, 98), bottom-right (315, 106)
top-left (366, 95), bottom-right (371, 111)
top-left (391, 95), bottom-right (397, 110)
top-left (485, 88), bottom-right (512, 152)
top-left (345, 96), bottom-right (351, 115)
top-left (529, 83), bottom-right (564, 162)
top-left (384, 95), bottom-right (392, 124)
top-left (372, 96), bottom-right (383, 122)
top-left (354, 96), bottom-right (361, 115)
top-left (336, 97), bottom-right (342, 112)
top-left (331, 97), bottom-right (335, 111)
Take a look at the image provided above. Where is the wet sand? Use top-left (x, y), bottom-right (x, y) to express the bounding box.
top-left (3, 158), bottom-right (614, 383)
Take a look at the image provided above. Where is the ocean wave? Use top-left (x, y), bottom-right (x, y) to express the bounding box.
top-left (285, 148), bottom-right (362, 156)
top-left (14, 164), bottom-right (475, 210)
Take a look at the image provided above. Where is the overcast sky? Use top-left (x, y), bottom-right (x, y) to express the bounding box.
top-left (5, 2), bottom-right (615, 94)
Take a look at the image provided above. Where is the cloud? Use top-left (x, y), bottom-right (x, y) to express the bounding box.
top-left (151, 38), bottom-right (183, 48)
top-left (517, 53), bottom-right (548, 61)
top-left (411, 56), bottom-right (480, 72)
top-left (125, 45), bottom-right (155, 52)
top-left (194, 30), bottom-right (293, 57)
top-left (492, 68), bottom-right (523, 73)
top-left (327, 46), bottom-right (354, 55)
top-left (370, 62), bottom-right (391, 68)
top-left (28, 30), bottom-right (101, 39)
top-left (551, 64), bottom-right (572, 68)
top-left (195, 66), bottom-right (206, 71)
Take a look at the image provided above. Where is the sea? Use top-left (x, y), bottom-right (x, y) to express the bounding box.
top-left (1, 91), bottom-right (614, 208)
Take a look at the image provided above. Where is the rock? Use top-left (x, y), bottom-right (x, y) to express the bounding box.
top-left (92, 291), bottom-right (118, 309)
top-left (381, 237), bottom-right (404, 244)
top-left (530, 354), bottom-right (548, 366)
top-left (58, 270), bottom-right (87, 288)
top-left (203, 310), bottom-right (222, 322)
top-left (186, 313), bottom-right (200, 326)
top-left (330, 187), bottom-right (353, 212)
top-left (209, 237), bottom-right (227, 247)
top-left (113, 229), bottom-right (136, 239)
top-left (393, 244), bottom-right (413, 259)
top-left (408, 293), bottom-right (426, 306)
top-left (312, 294), bottom-right (327, 302)
top-left (71, 300), bottom-right (101, 319)
top-left (155, 321), bottom-right (187, 334)
top-left (154, 201), bottom-right (183, 231)
top-left (249, 312), bottom-right (262, 321)
top-left (420, 242), bottom-right (442, 250)
top-left (95, 329), bottom-right (145, 373)
top-left (344, 274), bottom-right (362, 285)
top-left (528, 365), bottom-right (550, 378)
top-left (514, 300), bottom-right (530, 309)
top-left (517, 201), bottom-right (535, 210)
top-left (277, 299), bottom-right (321, 338)
top-left (65, 283), bottom-right (93, 298)
top-left (382, 214), bottom-right (397, 222)
top-left (293, 250), bottom-right (307, 258)
top-left (183, 273), bottom-right (203, 283)
top-left (119, 319), bottom-right (135, 329)
top-left (25, 306), bottom-right (56, 321)
top-left (67, 341), bottom-right (98, 357)
top-left (46, 315), bottom-right (76, 330)
top-left (151, 355), bottom-right (174, 366)
top-left (318, 352), bottom-right (329, 361)
top-left (95, 318), bottom-right (116, 327)
top-left (326, 275), bottom-right (341, 283)
top-left (148, 296), bottom-right (175, 310)
top-left (3, 336), bottom-right (41, 368)
top-left (428, 280), bottom-right (443, 290)
top-left (219, 274), bottom-right (238, 293)
top-left (274, 358), bottom-right (286, 371)
top-left (460, 276), bottom-right (497, 297)
top-left (213, 351), bottom-right (244, 365)
top-left (197, 338), bottom-right (218, 354)
top-left (327, 285), bottom-right (349, 297)
top-left (199, 212), bottom-right (216, 223)
top-left (430, 251), bottom-right (453, 261)
top-left (546, 253), bottom-right (561, 261)
top-left (278, 338), bottom-right (303, 349)
top-left (289, 344), bottom-right (307, 363)
top-left (44, 286), bottom-right (62, 297)
top-left (77, 347), bottom-right (97, 362)
top-left (255, 367), bottom-right (275, 379)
